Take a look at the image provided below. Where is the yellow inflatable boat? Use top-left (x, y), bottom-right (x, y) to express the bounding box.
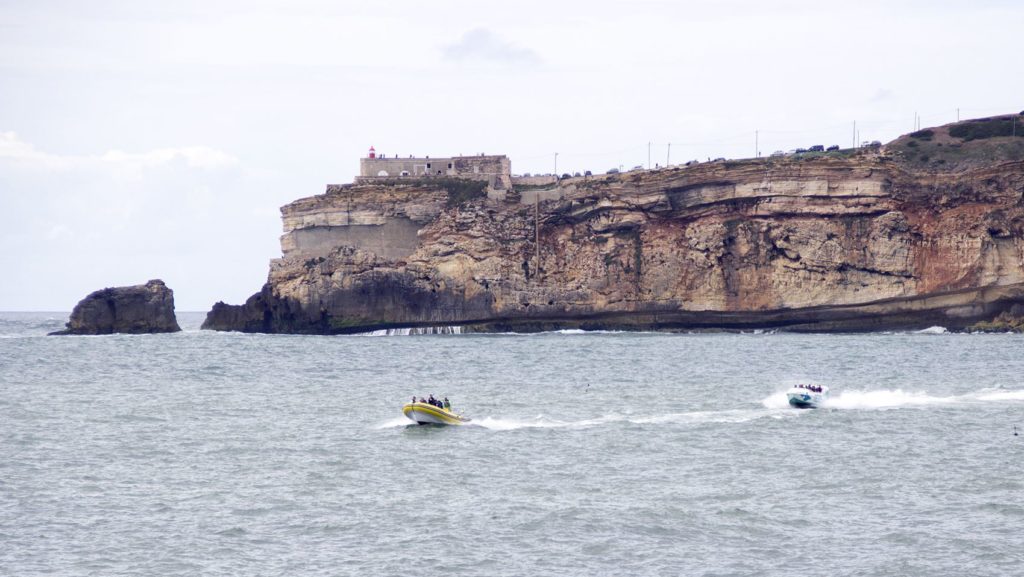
top-left (402, 402), bottom-right (471, 426)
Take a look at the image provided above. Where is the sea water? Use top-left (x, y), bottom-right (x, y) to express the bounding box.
top-left (1, 312), bottom-right (1022, 576)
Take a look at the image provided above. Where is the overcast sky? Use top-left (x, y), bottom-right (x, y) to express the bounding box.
top-left (2, 0), bottom-right (1021, 311)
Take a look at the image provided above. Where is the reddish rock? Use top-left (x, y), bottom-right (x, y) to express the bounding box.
top-left (204, 118), bottom-right (1024, 333)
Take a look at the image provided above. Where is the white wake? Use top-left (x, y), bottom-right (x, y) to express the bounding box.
top-left (762, 386), bottom-right (1024, 410)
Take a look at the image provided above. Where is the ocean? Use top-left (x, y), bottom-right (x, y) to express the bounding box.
top-left (1, 312), bottom-right (1022, 576)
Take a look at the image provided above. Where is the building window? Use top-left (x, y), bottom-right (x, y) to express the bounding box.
top-left (448, 163), bottom-right (453, 169)
top-left (426, 163), bottom-right (431, 169)
top-left (400, 170), bottom-right (410, 176)
top-left (377, 170), bottom-right (389, 177)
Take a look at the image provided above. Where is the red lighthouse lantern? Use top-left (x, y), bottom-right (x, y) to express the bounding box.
top-left (368, 146), bottom-right (376, 159)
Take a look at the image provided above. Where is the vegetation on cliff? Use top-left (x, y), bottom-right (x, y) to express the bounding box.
top-left (204, 114), bottom-right (1024, 334)
top-left (888, 113), bottom-right (1024, 170)
top-left (968, 312), bottom-right (1024, 333)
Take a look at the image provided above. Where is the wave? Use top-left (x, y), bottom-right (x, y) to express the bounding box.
top-left (472, 414), bottom-right (624, 430)
top-left (915, 326), bottom-right (949, 334)
top-left (380, 387), bottom-right (1024, 431)
top-left (357, 326), bottom-right (463, 336)
top-left (762, 386), bottom-right (1024, 410)
top-left (975, 389), bottom-right (1024, 402)
top-left (384, 409), bottom-right (797, 432)
top-left (375, 416), bottom-right (416, 429)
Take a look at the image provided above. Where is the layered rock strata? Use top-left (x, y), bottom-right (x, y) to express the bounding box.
top-left (52, 279), bottom-right (181, 335)
top-left (204, 120), bottom-right (1024, 333)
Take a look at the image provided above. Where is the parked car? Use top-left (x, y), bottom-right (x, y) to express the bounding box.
top-left (607, 168), bottom-right (620, 174)
top-left (795, 148), bottom-right (808, 154)
top-left (712, 157), bottom-right (725, 162)
top-left (770, 150), bottom-right (785, 157)
top-left (584, 170), bottom-right (592, 176)
top-left (632, 165), bottom-right (644, 171)
top-left (561, 173), bottom-right (572, 179)
top-left (685, 160), bottom-right (700, 166)
top-left (808, 145), bottom-right (824, 152)
top-left (826, 145), bottom-right (839, 152)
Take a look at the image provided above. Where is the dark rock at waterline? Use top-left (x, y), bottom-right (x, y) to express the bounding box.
top-left (50, 279), bottom-right (181, 335)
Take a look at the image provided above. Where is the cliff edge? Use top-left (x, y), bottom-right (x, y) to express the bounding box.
top-left (204, 114), bottom-right (1024, 333)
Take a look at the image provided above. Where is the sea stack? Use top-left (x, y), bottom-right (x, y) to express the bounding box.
top-left (50, 279), bottom-right (182, 335)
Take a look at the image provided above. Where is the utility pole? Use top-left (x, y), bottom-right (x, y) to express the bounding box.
top-left (666, 143), bottom-right (671, 167)
top-left (554, 152), bottom-right (558, 177)
top-left (647, 142), bottom-right (651, 169)
top-left (852, 121), bottom-right (856, 148)
top-left (957, 107), bottom-right (960, 122)
top-left (755, 129), bottom-right (759, 158)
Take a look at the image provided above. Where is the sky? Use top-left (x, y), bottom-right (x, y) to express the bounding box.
top-left (1, 0), bottom-right (1022, 311)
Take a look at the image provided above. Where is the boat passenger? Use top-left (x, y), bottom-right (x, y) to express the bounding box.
top-left (443, 397), bottom-right (451, 410)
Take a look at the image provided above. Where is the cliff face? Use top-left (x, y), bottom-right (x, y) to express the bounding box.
top-left (52, 279), bottom-right (181, 335)
top-left (204, 120), bottom-right (1024, 333)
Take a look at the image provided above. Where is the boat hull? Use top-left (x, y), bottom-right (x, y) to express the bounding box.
top-left (787, 390), bottom-right (827, 409)
top-left (402, 402), bottom-right (470, 426)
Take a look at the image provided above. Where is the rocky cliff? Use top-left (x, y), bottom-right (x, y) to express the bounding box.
top-left (204, 115), bottom-right (1024, 333)
top-left (52, 279), bottom-right (182, 335)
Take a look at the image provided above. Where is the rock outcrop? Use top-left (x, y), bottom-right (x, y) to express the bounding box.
top-left (204, 115), bottom-right (1024, 333)
top-left (51, 280), bottom-right (181, 335)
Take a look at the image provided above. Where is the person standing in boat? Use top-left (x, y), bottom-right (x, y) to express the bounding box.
top-left (443, 397), bottom-right (451, 411)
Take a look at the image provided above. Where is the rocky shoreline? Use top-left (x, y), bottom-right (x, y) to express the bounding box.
top-left (203, 115), bottom-right (1024, 334)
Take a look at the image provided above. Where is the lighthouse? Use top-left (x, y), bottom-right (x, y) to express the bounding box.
top-left (368, 146), bottom-right (376, 159)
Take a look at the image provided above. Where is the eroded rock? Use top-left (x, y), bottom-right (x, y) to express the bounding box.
top-left (51, 280), bottom-right (181, 335)
top-left (204, 121), bottom-right (1024, 333)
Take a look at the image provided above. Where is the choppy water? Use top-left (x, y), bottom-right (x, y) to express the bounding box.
top-left (1, 312), bottom-right (1022, 576)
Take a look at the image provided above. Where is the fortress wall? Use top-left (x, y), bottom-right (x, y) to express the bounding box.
top-left (467, 155), bottom-right (511, 189)
top-left (360, 158), bottom-right (446, 177)
top-left (512, 175), bottom-right (559, 186)
top-left (357, 155), bottom-right (512, 189)
top-left (519, 189), bottom-right (564, 204)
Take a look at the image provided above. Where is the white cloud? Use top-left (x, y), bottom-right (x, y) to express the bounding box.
top-left (0, 132), bottom-right (237, 173)
top-left (100, 146), bottom-right (237, 169)
top-left (441, 28), bottom-right (541, 65)
top-left (0, 131), bottom-right (54, 163)
top-left (1, 0), bottom-right (1023, 311)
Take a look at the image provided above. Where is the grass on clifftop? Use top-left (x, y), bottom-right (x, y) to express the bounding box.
top-left (888, 113), bottom-right (1024, 170)
top-left (949, 117), bottom-right (1024, 141)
